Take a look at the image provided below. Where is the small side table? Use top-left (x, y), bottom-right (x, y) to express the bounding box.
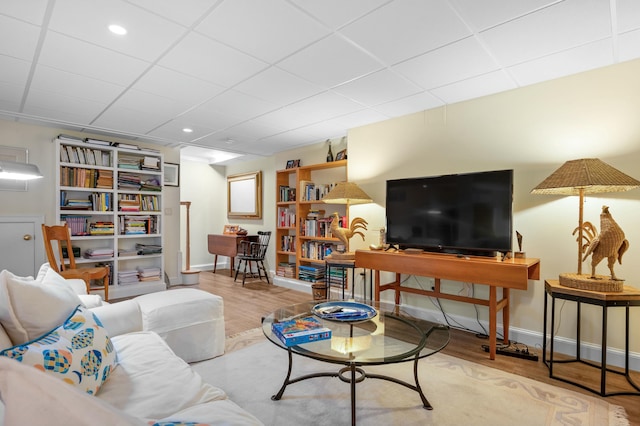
top-left (543, 279), bottom-right (640, 396)
top-left (325, 259), bottom-right (356, 300)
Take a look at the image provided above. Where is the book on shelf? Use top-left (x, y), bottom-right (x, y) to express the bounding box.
top-left (271, 316), bottom-right (331, 347)
top-left (86, 139), bottom-right (110, 147)
top-left (112, 142), bottom-right (139, 150)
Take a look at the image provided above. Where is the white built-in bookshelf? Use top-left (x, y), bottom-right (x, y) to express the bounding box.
top-left (54, 136), bottom-right (164, 299)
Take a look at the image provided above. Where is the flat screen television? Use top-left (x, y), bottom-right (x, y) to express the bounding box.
top-left (385, 169), bottom-right (513, 256)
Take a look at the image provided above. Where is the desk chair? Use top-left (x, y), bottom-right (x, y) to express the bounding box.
top-left (234, 231), bottom-right (271, 286)
top-left (41, 223), bottom-right (110, 301)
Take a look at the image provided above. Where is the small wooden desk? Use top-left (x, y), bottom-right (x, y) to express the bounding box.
top-left (355, 249), bottom-right (540, 360)
top-left (207, 234), bottom-right (256, 277)
top-left (543, 279), bottom-right (640, 396)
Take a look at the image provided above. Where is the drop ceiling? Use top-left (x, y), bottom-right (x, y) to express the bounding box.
top-left (1, 0), bottom-right (639, 164)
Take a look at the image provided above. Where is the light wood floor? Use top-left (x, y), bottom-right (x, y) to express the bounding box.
top-left (177, 269), bottom-right (640, 424)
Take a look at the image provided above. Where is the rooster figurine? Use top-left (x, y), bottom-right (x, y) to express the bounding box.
top-left (330, 211), bottom-right (368, 255)
top-left (582, 205), bottom-right (629, 280)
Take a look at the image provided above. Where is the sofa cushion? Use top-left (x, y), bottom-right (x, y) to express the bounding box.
top-left (0, 356), bottom-right (145, 426)
top-left (0, 269), bottom-right (82, 344)
top-left (98, 331), bottom-right (228, 419)
top-left (0, 305), bottom-right (117, 395)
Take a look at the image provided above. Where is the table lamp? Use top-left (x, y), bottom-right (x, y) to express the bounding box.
top-left (531, 158), bottom-right (640, 290)
top-left (322, 182), bottom-right (372, 260)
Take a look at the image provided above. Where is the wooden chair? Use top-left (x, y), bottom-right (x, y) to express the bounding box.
top-left (41, 223), bottom-right (110, 301)
top-left (234, 231), bottom-right (271, 286)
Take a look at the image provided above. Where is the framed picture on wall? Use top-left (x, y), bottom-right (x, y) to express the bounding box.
top-left (164, 162), bottom-right (180, 186)
top-left (335, 149), bottom-right (347, 161)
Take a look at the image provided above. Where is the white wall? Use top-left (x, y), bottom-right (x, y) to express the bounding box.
top-left (347, 59), bottom-right (640, 354)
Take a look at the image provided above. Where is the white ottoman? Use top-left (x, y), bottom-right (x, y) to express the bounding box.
top-left (135, 288), bottom-right (225, 363)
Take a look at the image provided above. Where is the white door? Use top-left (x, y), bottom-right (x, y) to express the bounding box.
top-left (0, 216), bottom-right (44, 277)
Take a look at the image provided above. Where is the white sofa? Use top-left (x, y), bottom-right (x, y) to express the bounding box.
top-left (0, 265), bottom-right (263, 425)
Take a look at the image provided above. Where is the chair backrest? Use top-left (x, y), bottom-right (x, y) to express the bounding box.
top-left (254, 231), bottom-right (271, 259)
top-left (41, 223), bottom-right (77, 272)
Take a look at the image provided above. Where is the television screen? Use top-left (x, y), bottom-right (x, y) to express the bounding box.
top-left (385, 169), bottom-right (513, 256)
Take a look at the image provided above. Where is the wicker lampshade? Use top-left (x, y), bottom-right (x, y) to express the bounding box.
top-left (322, 182), bottom-right (372, 205)
top-left (531, 158), bottom-right (640, 282)
top-left (531, 158), bottom-right (640, 195)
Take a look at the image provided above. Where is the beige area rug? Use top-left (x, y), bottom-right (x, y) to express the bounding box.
top-left (191, 328), bottom-right (629, 426)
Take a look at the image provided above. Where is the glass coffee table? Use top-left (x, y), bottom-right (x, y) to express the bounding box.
top-left (262, 300), bottom-right (450, 426)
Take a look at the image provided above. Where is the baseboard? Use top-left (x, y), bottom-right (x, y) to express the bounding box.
top-left (394, 302), bottom-right (640, 371)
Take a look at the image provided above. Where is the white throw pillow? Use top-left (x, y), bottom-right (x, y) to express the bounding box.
top-left (0, 356), bottom-right (144, 426)
top-left (0, 269), bottom-right (82, 345)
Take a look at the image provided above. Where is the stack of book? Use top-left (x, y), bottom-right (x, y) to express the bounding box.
top-left (141, 156), bottom-right (160, 171)
top-left (119, 198), bottom-right (140, 212)
top-left (118, 154), bottom-right (141, 170)
top-left (118, 269), bottom-right (139, 285)
top-left (137, 266), bottom-right (161, 282)
top-left (136, 243), bottom-right (162, 255)
top-left (96, 170), bottom-right (114, 189)
top-left (276, 262), bottom-right (296, 278)
top-left (83, 248), bottom-right (114, 259)
top-left (118, 173), bottom-right (142, 190)
top-left (62, 216), bottom-right (89, 236)
top-left (271, 316), bottom-right (331, 347)
top-left (89, 222), bottom-right (114, 235)
top-left (298, 264), bottom-right (324, 283)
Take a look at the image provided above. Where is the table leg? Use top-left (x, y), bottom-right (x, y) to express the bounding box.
top-left (351, 365), bottom-right (356, 426)
top-left (489, 286), bottom-right (497, 360)
top-left (503, 288), bottom-right (510, 345)
top-left (601, 304), bottom-right (607, 396)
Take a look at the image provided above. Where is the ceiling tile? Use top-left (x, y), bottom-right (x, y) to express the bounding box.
top-left (0, 55), bottom-right (31, 86)
top-left (429, 70), bottom-right (517, 104)
top-left (91, 106), bottom-right (172, 135)
top-left (283, 91), bottom-right (365, 123)
top-left (277, 34), bottom-right (383, 87)
top-left (110, 89), bottom-right (192, 118)
top-left (617, 0), bottom-right (640, 32)
top-left (31, 65), bottom-right (124, 102)
top-left (393, 36), bottom-right (499, 89)
top-left (373, 92), bottom-right (444, 118)
top-left (0, 82), bottom-right (25, 109)
top-left (332, 69), bottom-right (423, 106)
top-left (125, 0), bottom-right (216, 27)
top-left (159, 32), bottom-right (267, 87)
top-left (49, 0), bottom-right (186, 62)
top-left (233, 67), bottom-right (323, 106)
top-left (449, 0), bottom-right (559, 31)
top-left (479, 0), bottom-right (612, 67)
top-left (618, 28), bottom-right (640, 61)
top-left (132, 66), bottom-right (225, 106)
top-left (147, 120), bottom-right (219, 142)
top-left (196, 0), bottom-right (329, 63)
top-left (23, 89), bottom-right (109, 123)
top-left (38, 32), bottom-right (150, 85)
top-left (198, 89), bottom-right (278, 122)
top-left (340, 0), bottom-right (471, 65)
top-left (0, 16), bottom-right (41, 61)
top-left (508, 39), bottom-right (613, 86)
top-left (0, 0), bottom-right (49, 25)
top-left (293, 0), bottom-right (389, 29)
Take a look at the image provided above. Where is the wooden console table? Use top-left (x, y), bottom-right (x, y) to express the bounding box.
top-left (355, 249), bottom-right (540, 360)
top-left (207, 234), bottom-right (256, 277)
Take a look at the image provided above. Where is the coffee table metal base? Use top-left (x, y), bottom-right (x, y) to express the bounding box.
top-left (271, 348), bottom-right (432, 426)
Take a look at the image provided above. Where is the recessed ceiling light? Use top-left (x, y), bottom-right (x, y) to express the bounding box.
top-left (182, 128), bottom-right (193, 133)
top-left (108, 24), bottom-right (127, 35)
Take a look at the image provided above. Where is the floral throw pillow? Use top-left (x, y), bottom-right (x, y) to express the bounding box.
top-left (0, 305), bottom-right (117, 395)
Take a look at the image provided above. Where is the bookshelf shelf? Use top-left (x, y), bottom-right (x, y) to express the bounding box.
top-left (275, 159), bottom-right (347, 285)
top-left (55, 137), bottom-right (165, 299)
